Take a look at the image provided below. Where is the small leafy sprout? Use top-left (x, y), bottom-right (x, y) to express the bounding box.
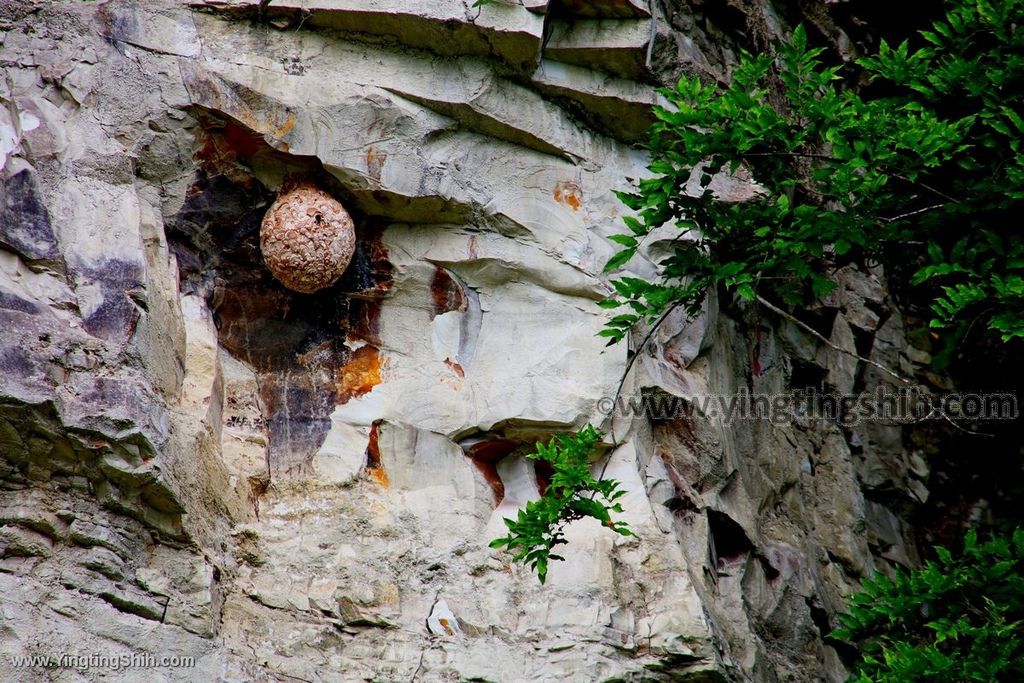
top-left (488, 425), bottom-right (636, 584)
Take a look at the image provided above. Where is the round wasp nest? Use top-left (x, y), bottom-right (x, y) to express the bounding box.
top-left (260, 180), bottom-right (356, 293)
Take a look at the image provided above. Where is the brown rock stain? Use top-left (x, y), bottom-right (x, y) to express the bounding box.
top-left (347, 299), bottom-right (383, 346)
top-left (466, 439), bottom-right (518, 504)
top-left (430, 267), bottom-right (467, 317)
top-left (444, 358), bottom-right (464, 378)
top-left (553, 181), bottom-right (582, 211)
top-left (350, 226), bottom-right (394, 297)
top-left (194, 119), bottom-right (266, 184)
top-left (192, 106), bottom-right (295, 168)
top-left (336, 345), bottom-right (382, 405)
top-left (365, 147), bottom-right (386, 185)
top-left (534, 459), bottom-right (554, 497)
top-left (365, 421), bottom-right (389, 487)
top-left (560, 0), bottom-right (645, 17)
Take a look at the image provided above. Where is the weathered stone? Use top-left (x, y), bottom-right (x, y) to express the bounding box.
top-left (337, 596), bottom-right (394, 628)
top-left (0, 525), bottom-right (53, 558)
top-left (822, 314), bottom-right (858, 394)
top-left (0, 166), bottom-right (63, 267)
top-left (193, 0), bottom-right (546, 72)
top-left (81, 546), bottom-right (127, 580)
top-left (98, 584), bottom-right (168, 621)
top-left (0, 495), bottom-right (64, 539)
top-left (426, 599), bottom-right (463, 637)
top-left (545, 18), bottom-right (652, 79)
top-left (532, 60), bottom-right (665, 142)
top-left (821, 265), bottom-right (885, 331)
top-left (383, 63), bottom-right (605, 162)
top-left (69, 519), bottom-right (132, 559)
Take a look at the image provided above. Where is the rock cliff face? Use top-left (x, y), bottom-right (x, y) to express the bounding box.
top-left (1, 1), bottom-right (923, 681)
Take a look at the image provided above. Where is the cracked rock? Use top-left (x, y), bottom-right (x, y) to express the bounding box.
top-left (426, 599), bottom-right (462, 637)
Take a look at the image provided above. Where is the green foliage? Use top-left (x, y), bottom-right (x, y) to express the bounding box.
top-left (600, 0), bottom-right (1024, 346)
top-left (832, 529), bottom-right (1024, 682)
top-left (488, 425), bottom-right (636, 584)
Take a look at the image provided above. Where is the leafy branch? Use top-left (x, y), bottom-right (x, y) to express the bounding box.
top-left (489, 425), bottom-right (636, 584)
top-left (599, 0), bottom-right (1024, 352)
top-left (831, 529), bottom-right (1024, 682)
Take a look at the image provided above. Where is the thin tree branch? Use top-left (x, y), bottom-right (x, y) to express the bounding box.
top-left (755, 294), bottom-right (993, 436)
top-left (887, 172), bottom-right (959, 204)
top-left (598, 299), bottom-right (688, 481)
top-left (883, 203), bottom-right (947, 223)
top-left (755, 294), bottom-right (911, 385)
top-left (743, 151), bottom-right (837, 162)
top-left (741, 151), bottom-right (962, 204)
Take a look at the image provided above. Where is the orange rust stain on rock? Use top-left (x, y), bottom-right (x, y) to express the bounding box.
top-left (553, 181), bottom-right (582, 211)
top-left (444, 358), bottom-right (465, 378)
top-left (365, 421), bottom-right (389, 487)
top-left (365, 147), bottom-right (386, 184)
top-left (274, 111), bottom-right (298, 140)
top-left (368, 467), bottom-right (389, 487)
top-left (336, 346), bottom-right (382, 404)
top-left (234, 110), bottom-right (295, 151)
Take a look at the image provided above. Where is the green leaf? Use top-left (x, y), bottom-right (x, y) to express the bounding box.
top-left (607, 234), bottom-right (638, 248)
top-left (603, 248), bottom-right (636, 272)
top-left (622, 215), bottom-right (647, 235)
top-left (488, 426), bottom-right (636, 584)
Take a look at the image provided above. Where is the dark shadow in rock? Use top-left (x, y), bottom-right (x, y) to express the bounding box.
top-left (76, 260), bottom-right (144, 344)
top-left (168, 115), bottom-right (393, 479)
top-left (0, 167), bottom-right (64, 271)
top-left (708, 509), bottom-right (752, 570)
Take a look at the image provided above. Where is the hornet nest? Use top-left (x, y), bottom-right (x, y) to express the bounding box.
top-left (260, 179), bottom-right (356, 293)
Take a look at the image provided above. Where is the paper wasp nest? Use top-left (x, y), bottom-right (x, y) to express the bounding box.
top-left (260, 180), bottom-right (356, 293)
